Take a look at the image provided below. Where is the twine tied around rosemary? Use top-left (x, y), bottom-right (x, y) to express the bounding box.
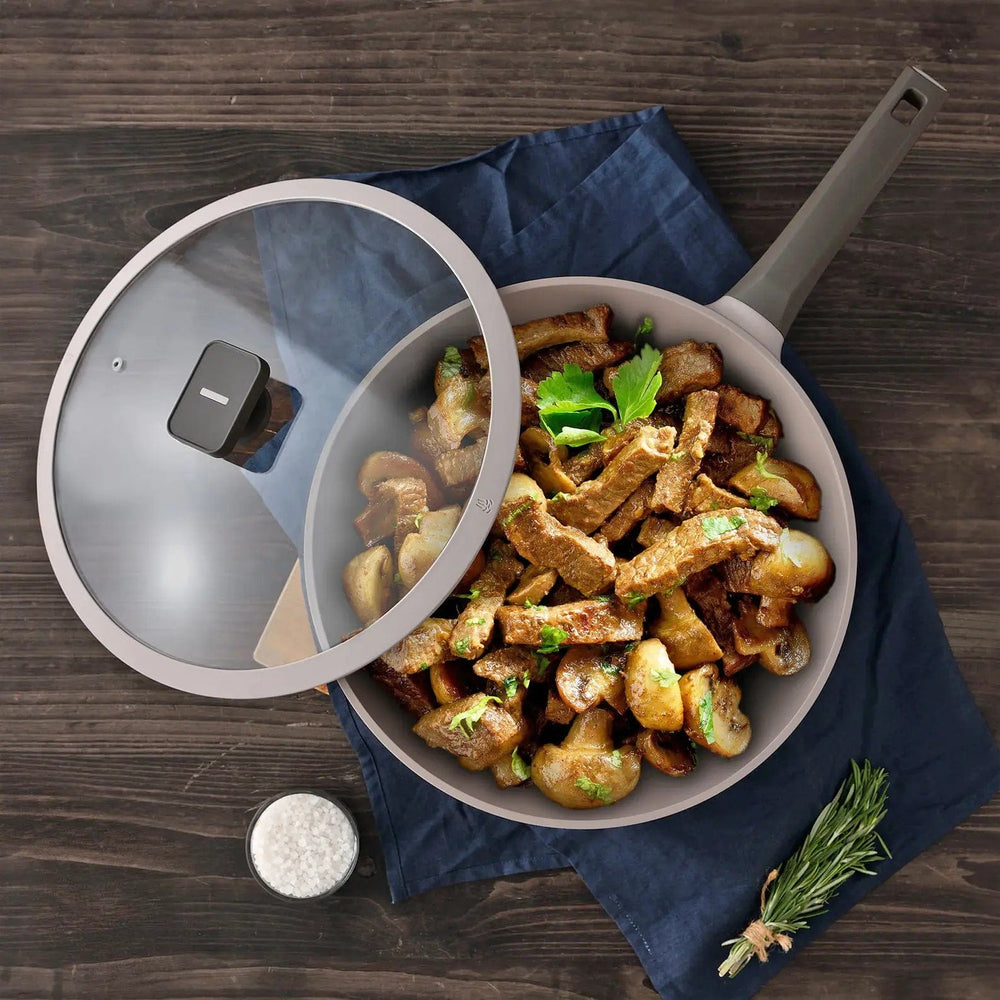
top-left (718, 760), bottom-right (891, 979)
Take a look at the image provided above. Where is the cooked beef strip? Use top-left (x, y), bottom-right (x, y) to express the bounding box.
top-left (507, 564), bottom-right (559, 606)
top-left (433, 346), bottom-right (480, 395)
top-left (615, 507), bottom-right (781, 599)
top-left (412, 695), bottom-right (527, 770)
top-left (684, 571), bottom-right (755, 676)
top-left (550, 425), bottom-right (676, 533)
top-left (472, 646), bottom-right (538, 685)
top-left (450, 542), bottom-right (523, 659)
top-left (366, 658), bottom-right (436, 716)
top-left (684, 473), bottom-right (749, 515)
top-left (598, 479), bottom-right (656, 544)
top-left (636, 516), bottom-right (675, 549)
top-left (652, 389), bottom-right (719, 513)
top-left (521, 339), bottom-right (635, 382)
top-left (469, 304), bottom-right (612, 366)
top-left (501, 497), bottom-right (616, 596)
top-left (382, 617), bottom-right (454, 675)
top-left (435, 436), bottom-right (487, 487)
top-left (476, 373), bottom-right (539, 426)
top-left (497, 599), bottom-right (645, 645)
top-left (545, 687), bottom-right (577, 725)
top-left (701, 426), bottom-right (765, 483)
top-left (716, 384), bottom-right (770, 435)
top-left (353, 476), bottom-right (429, 549)
top-left (757, 596), bottom-right (796, 628)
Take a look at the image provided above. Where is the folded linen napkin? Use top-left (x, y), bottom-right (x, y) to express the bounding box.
top-left (255, 108), bottom-right (1000, 999)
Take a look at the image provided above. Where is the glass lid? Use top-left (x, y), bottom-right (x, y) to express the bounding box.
top-left (37, 180), bottom-right (520, 698)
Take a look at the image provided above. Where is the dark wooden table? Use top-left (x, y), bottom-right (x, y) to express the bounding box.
top-left (3, 3), bottom-right (998, 998)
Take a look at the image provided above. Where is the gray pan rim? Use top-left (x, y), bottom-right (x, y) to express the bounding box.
top-left (325, 275), bottom-right (858, 830)
top-left (35, 179), bottom-right (521, 699)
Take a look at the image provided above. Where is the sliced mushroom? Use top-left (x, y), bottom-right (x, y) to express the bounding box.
top-left (757, 596), bottom-right (795, 628)
top-left (679, 664), bottom-right (751, 758)
top-left (615, 508), bottom-right (781, 600)
top-left (728, 456), bottom-right (821, 521)
top-left (490, 751), bottom-right (529, 789)
top-left (721, 528), bottom-right (835, 602)
top-left (435, 437), bottom-right (487, 488)
top-left (412, 693), bottom-right (527, 770)
top-left (624, 638), bottom-right (684, 731)
top-left (545, 687), bottom-right (577, 725)
top-left (342, 545), bottom-right (393, 625)
top-left (716, 384), bottom-right (770, 435)
top-left (531, 708), bottom-right (641, 809)
top-left (358, 450), bottom-right (443, 508)
top-left (758, 617), bottom-right (811, 676)
top-left (427, 373), bottom-right (488, 450)
top-left (684, 571), bottom-right (754, 677)
top-left (648, 587), bottom-right (723, 668)
top-left (636, 729), bottom-right (696, 777)
top-left (556, 646), bottom-right (627, 714)
top-left (396, 505), bottom-right (462, 590)
top-left (429, 660), bottom-right (470, 704)
top-left (450, 542), bottom-right (522, 659)
top-left (476, 374), bottom-right (540, 427)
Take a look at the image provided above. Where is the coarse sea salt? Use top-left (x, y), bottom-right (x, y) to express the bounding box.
top-left (249, 792), bottom-right (358, 898)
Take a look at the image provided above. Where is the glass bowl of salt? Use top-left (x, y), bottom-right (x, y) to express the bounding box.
top-left (245, 789), bottom-right (359, 901)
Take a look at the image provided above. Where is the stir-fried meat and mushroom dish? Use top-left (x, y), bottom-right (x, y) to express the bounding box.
top-left (341, 305), bottom-right (835, 809)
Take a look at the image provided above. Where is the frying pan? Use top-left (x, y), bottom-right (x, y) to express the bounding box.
top-left (302, 66), bottom-right (946, 828)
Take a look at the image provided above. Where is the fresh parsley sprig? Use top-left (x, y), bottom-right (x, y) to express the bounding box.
top-left (718, 760), bottom-right (890, 978)
top-left (536, 342), bottom-right (664, 447)
top-left (448, 695), bottom-right (502, 737)
top-left (538, 625), bottom-right (569, 654)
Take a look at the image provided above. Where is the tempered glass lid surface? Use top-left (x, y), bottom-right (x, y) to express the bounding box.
top-left (39, 180), bottom-right (519, 697)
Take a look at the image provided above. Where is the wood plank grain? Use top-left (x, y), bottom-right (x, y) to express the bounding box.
top-left (1, 3), bottom-right (998, 999)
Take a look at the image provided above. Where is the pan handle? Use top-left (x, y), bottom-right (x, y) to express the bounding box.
top-left (711, 65), bottom-right (946, 356)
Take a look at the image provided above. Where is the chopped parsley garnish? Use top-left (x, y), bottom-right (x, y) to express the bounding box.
top-left (623, 641), bottom-right (638, 653)
top-left (651, 667), bottom-right (680, 688)
top-left (413, 511), bottom-right (425, 528)
top-left (595, 594), bottom-right (612, 603)
top-left (521, 671), bottom-right (531, 690)
top-left (454, 637), bottom-right (472, 656)
top-left (455, 587), bottom-right (482, 601)
top-left (574, 776), bottom-right (612, 803)
top-left (536, 345), bottom-right (664, 446)
top-left (448, 695), bottom-right (501, 737)
top-left (466, 617), bottom-right (487, 626)
top-left (698, 688), bottom-right (716, 745)
top-left (549, 491), bottom-right (571, 503)
top-left (538, 625), bottom-right (569, 654)
top-left (701, 513), bottom-right (747, 540)
top-left (669, 450), bottom-right (688, 461)
top-left (393, 571), bottom-right (403, 584)
top-left (510, 746), bottom-right (531, 780)
top-left (533, 652), bottom-right (551, 677)
top-left (598, 660), bottom-right (621, 676)
top-left (502, 502), bottom-right (532, 527)
top-left (737, 431), bottom-right (775, 449)
top-left (662, 576), bottom-right (687, 596)
top-left (439, 345), bottom-right (463, 378)
top-left (609, 749), bottom-right (624, 769)
top-left (523, 598), bottom-right (536, 609)
top-left (634, 316), bottom-right (654, 342)
top-left (747, 487), bottom-right (779, 513)
top-left (755, 450), bottom-right (781, 480)
top-left (625, 592), bottom-right (647, 608)
top-left (503, 675), bottom-right (519, 699)
top-left (416, 662), bottom-right (430, 672)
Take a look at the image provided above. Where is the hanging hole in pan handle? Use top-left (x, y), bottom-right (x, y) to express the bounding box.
top-left (891, 89), bottom-right (924, 125)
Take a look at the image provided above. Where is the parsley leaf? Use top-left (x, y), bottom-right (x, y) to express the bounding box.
top-left (747, 487), bottom-right (779, 513)
top-left (393, 571), bottom-right (403, 584)
top-left (448, 695), bottom-right (501, 737)
top-left (455, 587), bottom-right (482, 601)
top-left (523, 599), bottom-right (536, 609)
top-left (549, 491), bottom-right (571, 503)
top-left (594, 595), bottom-right (612, 603)
top-left (536, 364), bottom-right (616, 446)
top-left (698, 688), bottom-right (716, 744)
top-left (538, 625), bottom-right (568, 654)
top-left (609, 749), bottom-right (623, 769)
top-left (533, 652), bottom-right (551, 677)
top-left (634, 316), bottom-right (654, 342)
top-left (503, 675), bottom-right (519, 699)
top-left (610, 343), bottom-right (663, 430)
top-left (755, 451), bottom-right (781, 480)
top-left (439, 345), bottom-right (463, 378)
top-left (521, 671), bottom-right (531, 690)
top-left (625, 592), bottom-right (647, 608)
top-left (510, 747), bottom-right (531, 781)
top-left (454, 637), bottom-right (472, 656)
top-left (413, 511), bottom-right (424, 528)
top-left (502, 502), bottom-right (533, 527)
top-left (701, 513), bottom-right (747, 540)
top-left (416, 662), bottom-right (430, 672)
top-left (651, 666), bottom-right (680, 688)
top-left (738, 431), bottom-right (775, 449)
top-left (466, 617), bottom-right (487, 626)
top-left (574, 776), bottom-right (612, 804)
top-left (669, 450), bottom-right (687, 461)
top-left (598, 660), bottom-right (620, 676)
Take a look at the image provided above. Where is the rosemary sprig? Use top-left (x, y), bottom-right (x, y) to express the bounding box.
top-left (718, 759), bottom-right (890, 979)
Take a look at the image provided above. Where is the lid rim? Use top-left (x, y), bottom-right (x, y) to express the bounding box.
top-left (37, 179), bottom-right (520, 698)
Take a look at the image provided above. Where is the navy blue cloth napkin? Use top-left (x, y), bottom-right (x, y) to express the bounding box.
top-left (257, 108), bottom-right (1000, 999)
